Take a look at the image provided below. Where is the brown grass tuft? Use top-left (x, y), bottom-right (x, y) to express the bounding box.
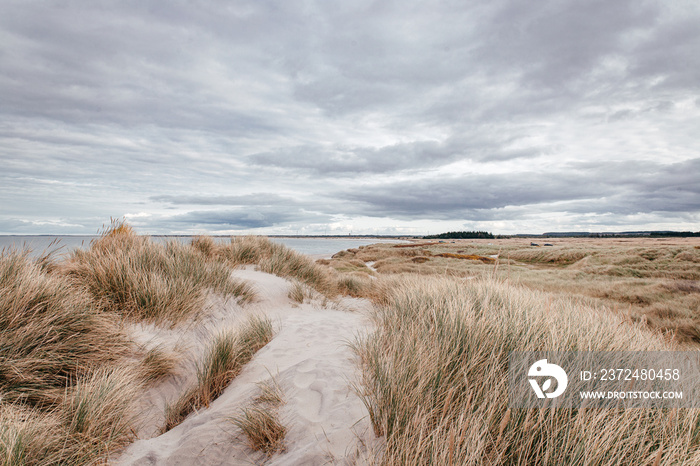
top-left (0, 250), bottom-right (129, 407)
top-left (164, 316), bottom-right (274, 431)
top-left (411, 256), bottom-right (430, 263)
top-left (103, 218), bottom-right (135, 237)
top-left (393, 242), bottom-right (441, 248)
top-left (664, 280), bottom-right (700, 294)
top-left (336, 273), bottom-right (376, 298)
top-left (138, 345), bottom-right (178, 382)
top-left (60, 225), bottom-right (253, 325)
top-left (231, 378), bottom-right (286, 456)
top-left (328, 238), bottom-right (700, 342)
top-left (233, 406), bottom-right (287, 456)
top-left (287, 280), bottom-right (316, 303)
top-left (63, 367), bottom-right (140, 453)
top-left (191, 235), bottom-right (217, 258)
top-left (214, 236), bottom-right (338, 297)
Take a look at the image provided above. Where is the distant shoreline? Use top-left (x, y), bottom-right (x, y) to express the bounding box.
top-left (2, 231), bottom-right (698, 239)
top-left (0, 234), bottom-right (410, 239)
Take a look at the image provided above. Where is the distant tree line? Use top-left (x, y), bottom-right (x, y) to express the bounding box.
top-left (649, 231), bottom-right (700, 237)
top-left (424, 230), bottom-right (495, 239)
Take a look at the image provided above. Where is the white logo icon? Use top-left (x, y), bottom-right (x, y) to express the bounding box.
top-left (528, 359), bottom-right (568, 399)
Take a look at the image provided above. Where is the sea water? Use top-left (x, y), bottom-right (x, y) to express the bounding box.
top-left (0, 235), bottom-right (402, 259)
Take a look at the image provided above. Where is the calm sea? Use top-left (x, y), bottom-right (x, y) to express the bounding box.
top-left (0, 235), bottom-right (402, 259)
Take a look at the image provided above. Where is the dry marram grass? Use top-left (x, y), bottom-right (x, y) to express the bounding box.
top-left (8, 226), bottom-right (696, 464)
top-left (330, 238), bottom-right (700, 342)
top-left (0, 222), bottom-right (269, 464)
top-left (164, 315), bottom-right (274, 431)
top-left (61, 226), bottom-right (254, 325)
top-left (231, 378), bottom-right (287, 456)
top-left (354, 274), bottom-right (700, 464)
top-left (206, 235), bottom-right (378, 299)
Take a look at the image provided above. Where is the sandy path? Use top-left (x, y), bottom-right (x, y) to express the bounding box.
top-left (115, 267), bottom-right (376, 465)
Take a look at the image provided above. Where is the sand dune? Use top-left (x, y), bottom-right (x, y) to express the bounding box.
top-left (115, 266), bottom-right (377, 465)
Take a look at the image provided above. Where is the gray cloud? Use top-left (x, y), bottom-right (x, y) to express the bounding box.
top-left (249, 134), bottom-right (557, 175)
top-left (337, 159), bottom-right (700, 220)
top-left (338, 173), bottom-right (604, 219)
top-left (151, 193), bottom-right (296, 206)
top-left (1, 1), bottom-right (699, 235)
top-left (249, 140), bottom-right (451, 175)
top-left (168, 207), bottom-right (330, 230)
top-left (479, 0), bottom-right (659, 88)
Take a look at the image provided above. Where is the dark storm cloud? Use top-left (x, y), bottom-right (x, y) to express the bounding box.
top-left (338, 172), bottom-right (603, 219)
top-left (0, 1), bottom-right (294, 136)
top-left (338, 158), bottom-right (700, 220)
top-left (630, 12), bottom-right (700, 91)
top-left (597, 158), bottom-right (700, 214)
top-left (2, 0), bottom-right (698, 129)
top-left (278, 0), bottom-right (699, 123)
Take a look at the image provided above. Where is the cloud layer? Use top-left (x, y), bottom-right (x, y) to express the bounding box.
top-left (1, 0), bottom-right (699, 235)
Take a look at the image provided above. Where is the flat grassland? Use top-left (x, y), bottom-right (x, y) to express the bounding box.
top-left (324, 236), bottom-right (700, 344)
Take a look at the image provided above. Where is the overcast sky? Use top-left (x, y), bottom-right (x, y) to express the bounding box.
top-left (2, 0), bottom-right (699, 235)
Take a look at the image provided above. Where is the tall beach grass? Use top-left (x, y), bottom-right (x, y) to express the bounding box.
top-left (0, 250), bottom-right (129, 407)
top-left (193, 235), bottom-right (377, 299)
top-left (61, 225), bottom-right (254, 325)
top-left (217, 236), bottom-right (337, 295)
top-left (355, 275), bottom-right (700, 464)
top-left (231, 378), bottom-right (287, 456)
top-left (164, 315), bottom-right (274, 431)
top-left (330, 239), bottom-right (700, 343)
top-left (0, 250), bottom-right (141, 465)
top-left (0, 222), bottom-right (267, 464)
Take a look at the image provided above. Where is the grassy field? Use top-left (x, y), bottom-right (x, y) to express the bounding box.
top-left (325, 236), bottom-right (700, 344)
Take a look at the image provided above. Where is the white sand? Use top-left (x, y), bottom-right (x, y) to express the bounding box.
top-left (113, 267), bottom-right (377, 465)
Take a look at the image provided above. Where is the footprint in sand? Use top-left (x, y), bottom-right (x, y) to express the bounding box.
top-left (292, 367), bottom-right (317, 389)
top-left (294, 381), bottom-right (325, 423)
